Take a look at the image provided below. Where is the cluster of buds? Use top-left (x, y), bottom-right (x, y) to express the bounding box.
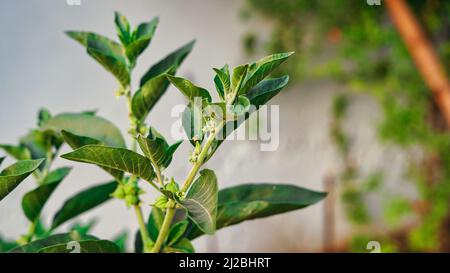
top-left (202, 117), bottom-right (217, 135)
top-left (189, 142), bottom-right (202, 163)
top-left (111, 178), bottom-right (144, 207)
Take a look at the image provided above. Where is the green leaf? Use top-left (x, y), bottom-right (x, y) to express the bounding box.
top-left (61, 145), bottom-right (154, 182)
top-left (114, 11), bottom-right (131, 45)
top-left (0, 159), bottom-right (44, 201)
top-left (51, 181), bottom-right (117, 229)
top-left (61, 130), bottom-right (124, 181)
top-left (37, 108), bottom-right (52, 127)
top-left (187, 183), bottom-right (326, 240)
top-left (9, 231), bottom-right (97, 253)
top-left (240, 52), bottom-right (294, 95)
top-left (246, 75), bottom-right (290, 106)
top-left (230, 64), bottom-right (249, 101)
top-left (0, 235), bottom-right (18, 252)
top-left (38, 239), bottom-right (120, 253)
top-left (126, 17), bottom-right (159, 64)
top-left (69, 219), bottom-right (97, 236)
top-left (140, 40), bottom-right (195, 87)
top-left (134, 207), bottom-right (163, 253)
top-left (22, 167), bottom-right (71, 222)
top-left (166, 75), bottom-right (212, 103)
top-left (19, 130), bottom-right (52, 160)
top-left (66, 31), bottom-right (130, 87)
top-left (176, 169), bottom-right (218, 234)
top-left (182, 99), bottom-right (209, 145)
top-left (213, 65), bottom-right (230, 100)
top-left (132, 70), bottom-right (172, 121)
top-left (42, 113), bottom-right (126, 148)
top-left (230, 95), bottom-right (251, 116)
top-left (148, 207), bottom-right (164, 241)
top-left (112, 231), bottom-right (128, 253)
top-left (0, 145), bottom-right (31, 161)
top-left (167, 220), bottom-right (189, 246)
top-left (164, 238), bottom-right (195, 253)
top-left (0, 157), bottom-right (4, 168)
top-left (137, 128), bottom-right (182, 169)
top-left (207, 76), bottom-right (290, 158)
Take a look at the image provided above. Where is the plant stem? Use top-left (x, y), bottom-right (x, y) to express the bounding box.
top-left (134, 205), bottom-right (152, 253)
top-left (24, 218), bottom-right (39, 244)
top-left (150, 200), bottom-right (176, 253)
top-left (151, 123), bottom-right (222, 253)
top-left (123, 84), bottom-right (154, 253)
top-left (181, 128), bottom-right (219, 192)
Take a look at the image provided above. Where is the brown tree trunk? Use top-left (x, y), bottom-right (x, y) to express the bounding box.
top-left (385, 0), bottom-right (450, 127)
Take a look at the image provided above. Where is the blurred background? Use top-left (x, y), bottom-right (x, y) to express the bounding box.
top-left (0, 0), bottom-right (449, 252)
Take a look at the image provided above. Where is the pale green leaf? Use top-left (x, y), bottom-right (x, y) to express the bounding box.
top-left (42, 113), bottom-right (126, 148)
top-left (0, 159), bottom-right (44, 201)
top-left (176, 169), bottom-right (218, 234)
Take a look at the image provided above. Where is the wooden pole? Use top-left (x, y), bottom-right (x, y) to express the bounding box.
top-left (385, 0), bottom-right (450, 126)
top-left (323, 172), bottom-right (336, 252)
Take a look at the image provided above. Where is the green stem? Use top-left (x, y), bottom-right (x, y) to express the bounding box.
top-left (134, 205), bottom-right (152, 253)
top-left (181, 128), bottom-right (219, 192)
top-left (150, 201), bottom-right (176, 253)
top-left (24, 218), bottom-right (39, 244)
top-left (151, 123), bottom-right (222, 253)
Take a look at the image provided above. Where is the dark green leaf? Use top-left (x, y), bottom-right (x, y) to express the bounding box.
top-left (131, 69), bottom-right (173, 121)
top-left (114, 11), bottom-right (131, 45)
top-left (51, 181), bottom-right (117, 229)
top-left (38, 239), bottom-right (120, 253)
top-left (230, 64), bottom-right (249, 100)
top-left (22, 167), bottom-right (71, 222)
top-left (187, 183), bottom-right (326, 239)
top-left (148, 207), bottom-right (164, 242)
top-left (0, 157), bottom-right (4, 168)
top-left (164, 238), bottom-right (195, 253)
top-left (66, 31), bottom-right (130, 87)
top-left (37, 108), bottom-right (52, 127)
top-left (9, 231), bottom-right (97, 253)
top-left (61, 130), bottom-right (124, 181)
top-left (61, 145), bottom-right (154, 182)
top-left (126, 17), bottom-right (159, 64)
top-left (240, 52), bottom-right (294, 95)
top-left (167, 75), bottom-right (212, 103)
top-left (0, 145), bottom-right (31, 161)
top-left (42, 113), bottom-right (126, 148)
top-left (208, 76), bottom-right (290, 158)
top-left (167, 220), bottom-right (189, 246)
top-left (246, 75), bottom-right (290, 106)
top-left (0, 235), bottom-right (18, 252)
top-left (0, 159), bottom-right (44, 201)
top-left (69, 219), bottom-right (97, 236)
top-left (137, 128), bottom-right (182, 169)
top-left (112, 231), bottom-right (128, 253)
top-left (140, 40), bottom-right (195, 87)
top-left (176, 169), bottom-right (218, 234)
top-left (213, 65), bottom-right (230, 100)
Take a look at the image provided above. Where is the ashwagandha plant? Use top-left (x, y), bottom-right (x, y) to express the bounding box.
top-left (0, 12), bottom-right (326, 253)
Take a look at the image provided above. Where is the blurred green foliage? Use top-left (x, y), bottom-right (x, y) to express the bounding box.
top-left (244, 0), bottom-right (450, 252)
